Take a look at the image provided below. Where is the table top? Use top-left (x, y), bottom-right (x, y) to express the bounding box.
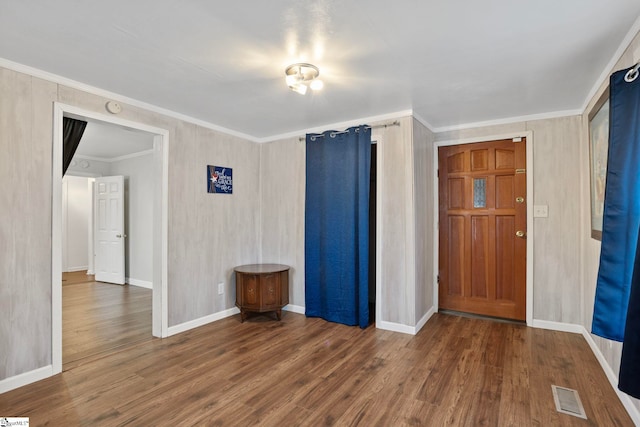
top-left (234, 264), bottom-right (290, 274)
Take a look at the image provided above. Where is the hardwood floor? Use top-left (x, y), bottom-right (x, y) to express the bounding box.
top-left (1, 308), bottom-right (632, 425)
top-left (62, 271), bottom-right (152, 370)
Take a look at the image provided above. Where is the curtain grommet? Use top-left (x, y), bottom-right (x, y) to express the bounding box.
top-left (625, 67), bottom-right (639, 83)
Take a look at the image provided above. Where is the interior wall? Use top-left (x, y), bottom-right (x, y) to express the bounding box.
top-left (377, 116), bottom-right (417, 325)
top-left (0, 69), bottom-right (56, 378)
top-left (581, 29), bottom-right (640, 412)
top-left (0, 65), bottom-right (260, 381)
top-left (62, 175), bottom-right (90, 272)
top-left (258, 137), bottom-right (305, 307)
top-left (413, 118), bottom-right (435, 322)
top-left (435, 115), bottom-right (584, 325)
top-left (110, 153), bottom-right (154, 284)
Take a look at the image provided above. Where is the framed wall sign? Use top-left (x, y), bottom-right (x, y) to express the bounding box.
top-left (588, 87), bottom-right (610, 240)
top-left (207, 165), bottom-right (233, 194)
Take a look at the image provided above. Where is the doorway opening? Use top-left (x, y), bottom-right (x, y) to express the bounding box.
top-left (61, 121), bottom-right (156, 369)
top-left (52, 103), bottom-right (169, 374)
top-left (369, 142), bottom-right (377, 325)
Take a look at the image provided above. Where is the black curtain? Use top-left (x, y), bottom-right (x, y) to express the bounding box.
top-left (63, 117), bottom-right (87, 175)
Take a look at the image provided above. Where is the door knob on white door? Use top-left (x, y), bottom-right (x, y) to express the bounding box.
top-left (116, 234), bottom-right (127, 238)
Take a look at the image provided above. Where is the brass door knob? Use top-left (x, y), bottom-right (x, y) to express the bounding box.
top-left (515, 230), bottom-right (526, 238)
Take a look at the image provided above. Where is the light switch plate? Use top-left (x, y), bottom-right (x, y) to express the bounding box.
top-left (218, 282), bottom-right (224, 295)
top-left (533, 205), bottom-right (549, 218)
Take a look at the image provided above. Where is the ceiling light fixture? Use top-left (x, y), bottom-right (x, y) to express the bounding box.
top-left (285, 63), bottom-right (323, 95)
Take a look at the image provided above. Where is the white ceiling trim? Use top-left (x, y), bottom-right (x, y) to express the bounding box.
top-left (431, 108), bottom-right (583, 134)
top-left (0, 57), bottom-right (259, 143)
top-left (0, 56), bottom-right (415, 143)
top-left (412, 113), bottom-right (436, 133)
top-left (581, 14), bottom-right (640, 113)
top-left (255, 109), bottom-right (414, 144)
top-left (74, 149), bottom-right (154, 163)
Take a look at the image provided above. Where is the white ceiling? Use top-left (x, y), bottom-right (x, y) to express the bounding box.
top-left (74, 120), bottom-right (154, 160)
top-left (1, 1), bottom-right (640, 140)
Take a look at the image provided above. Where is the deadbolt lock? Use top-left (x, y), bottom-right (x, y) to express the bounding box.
top-left (516, 197), bottom-right (524, 203)
top-left (515, 230), bottom-right (526, 238)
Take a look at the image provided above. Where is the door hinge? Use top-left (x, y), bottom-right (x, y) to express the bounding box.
top-left (437, 275), bottom-right (440, 284)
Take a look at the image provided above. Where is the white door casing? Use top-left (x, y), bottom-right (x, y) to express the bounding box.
top-left (94, 175), bottom-right (125, 285)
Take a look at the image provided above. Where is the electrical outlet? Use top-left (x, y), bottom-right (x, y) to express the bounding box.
top-left (218, 282), bottom-right (224, 295)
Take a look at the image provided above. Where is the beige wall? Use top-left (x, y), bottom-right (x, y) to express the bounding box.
top-left (0, 69), bottom-right (57, 378)
top-left (581, 30), bottom-right (640, 412)
top-left (259, 137), bottom-right (306, 307)
top-left (413, 118), bottom-right (436, 322)
top-left (377, 116), bottom-right (418, 325)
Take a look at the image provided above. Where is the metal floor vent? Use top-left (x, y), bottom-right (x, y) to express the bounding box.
top-left (551, 385), bottom-right (587, 419)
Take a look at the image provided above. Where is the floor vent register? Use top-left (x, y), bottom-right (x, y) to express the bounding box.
top-left (551, 385), bottom-right (587, 419)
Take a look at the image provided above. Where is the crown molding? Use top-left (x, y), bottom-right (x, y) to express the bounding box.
top-left (0, 57), bottom-right (260, 143)
top-left (581, 15), bottom-right (640, 113)
top-left (74, 149), bottom-right (154, 164)
top-left (431, 108), bottom-right (583, 134)
top-left (256, 109), bottom-right (414, 143)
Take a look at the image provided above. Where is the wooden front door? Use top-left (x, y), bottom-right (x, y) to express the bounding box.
top-left (438, 138), bottom-right (526, 321)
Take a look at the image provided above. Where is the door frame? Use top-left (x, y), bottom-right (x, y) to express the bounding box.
top-left (52, 102), bottom-right (169, 374)
top-left (433, 131), bottom-right (534, 325)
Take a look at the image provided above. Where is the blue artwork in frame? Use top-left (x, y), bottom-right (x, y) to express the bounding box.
top-left (207, 165), bottom-right (233, 194)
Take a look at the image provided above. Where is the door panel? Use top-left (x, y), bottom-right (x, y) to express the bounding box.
top-left (438, 138), bottom-right (526, 320)
top-left (94, 176), bottom-right (125, 285)
top-left (470, 215), bottom-right (489, 298)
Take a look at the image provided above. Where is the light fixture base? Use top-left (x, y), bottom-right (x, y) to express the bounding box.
top-left (285, 63), bottom-right (323, 94)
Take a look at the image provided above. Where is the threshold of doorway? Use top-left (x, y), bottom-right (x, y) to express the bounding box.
top-left (439, 309), bottom-right (525, 326)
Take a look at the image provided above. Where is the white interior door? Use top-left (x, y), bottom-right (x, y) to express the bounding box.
top-left (94, 175), bottom-right (125, 284)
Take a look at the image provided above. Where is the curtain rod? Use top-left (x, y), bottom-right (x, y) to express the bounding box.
top-left (298, 120), bottom-right (400, 142)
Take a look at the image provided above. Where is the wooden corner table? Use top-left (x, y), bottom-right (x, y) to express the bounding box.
top-left (234, 264), bottom-right (290, 322)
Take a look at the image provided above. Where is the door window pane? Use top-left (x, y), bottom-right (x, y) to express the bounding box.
top-left (474, 178), bottom-right (486, 208)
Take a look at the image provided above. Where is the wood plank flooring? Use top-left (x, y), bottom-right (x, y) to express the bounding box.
top-left (1, 306), bottom-right (633, 425)
top-left (62, 271), bottom-right (152, 370)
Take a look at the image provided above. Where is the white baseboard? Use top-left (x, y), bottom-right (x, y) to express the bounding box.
top-left (126, 278), bottom-right (153, 289)
top-left (531, 319), bottom-right (584, 334)
top-left (0, 365), bottom-right (53, 394)
top-left (531, 319), bottom-right (640, 425)
top-left (167, 307), bottom-right (240, 337)
top-left (281, 304), bottom-right (435, 334)
top-left (376, 320), bottom-right (416, 335)
top-left (414, 307), bottom-right (436, 334)
top-left (581, 328), bottom-right (640, 426)
top-left (376, 307), bottom-right (435, 335)
top-left (283, 304), bottom-right (305, 314)
top-left (64, 266), bottom-right (88, 273)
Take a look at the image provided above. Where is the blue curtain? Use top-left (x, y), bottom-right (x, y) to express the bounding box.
top-left (305, 125), bottom-right (371, 328)
top-left (592, 66), bottom-right (640, 342)
top-left (620, 222), bottom-right (640, 398)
